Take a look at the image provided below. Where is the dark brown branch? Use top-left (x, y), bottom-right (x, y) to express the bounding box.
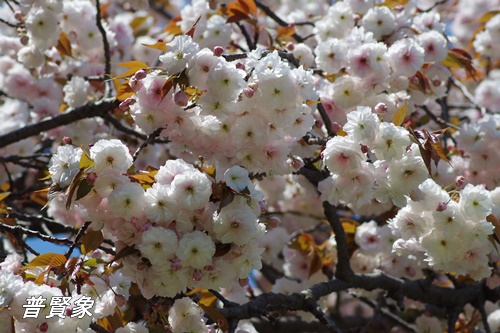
top-left (450, 77), bottom-right (488, 115)
top-left (95, 0), bottom-right (113, 97)
top-left (90, 322), bottom-right (112, 333)
top-left (64, 221), bottom-right (91, 258)
top-left (323, 201), bottom-right (354, 281)
top-left (0, 17), bottom-right (21, 28)
top-left (132, 127), bottom-right (164, 162)
top-left (418, 104), bottom-right (459, 130)
top-left (0, 98), bottom-right (120, 149)
top-left (236, 22), bottom-right (254, 51)
top-left (254, 0), bottom-right (304, 43)
top-left (7, 212), bottom-right (78, 234)
top-left (148, 0), bottom-right (173, 20)
top-left (317, 103), bottom-right (334, 137)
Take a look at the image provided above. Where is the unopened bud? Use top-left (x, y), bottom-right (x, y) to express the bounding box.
top-left (436, 202), bottom-right (447, 212)
top-left (193, 269), bottom-right (203, 281)
top-left (204, 262), bottom-right (216, 271)
top-left (171, 259), bottom-right (182, 271)
top-left (20, 35), bottom-right (29, 45)
top-left (286, 42), bottom-right (294, 51)
top-left (258, 200), bottom-right (267, 214)
top-left (289, 156), bottom-right (304, 169)
top-left (62, 137), bottom-right (72, 145)
top-left (174, 90), bottom-right (189, 106)
top-left (157, 38), bottom-right (164, 43)
top-left (332, 122), bottom-right (342, 133)
top-left (432, 79), bottom-right (441, 87)
top-left (243, 87), bottom-right (254, 98)
top-left (213, 46), bottom-right (224, 57)
top-left (374, 102), bottom-right (388, 114)
top-left (86, 172), bottom-right (97, 185)
top-left (235, 62), bottom-right (245, 70)
top-left (315, 119), bottom-right (323, 129)
top-left (14, 11), bottom-right (23, 22)
top-left (239, 278), bottom-right (249, 287)
top-left (39, 323), bottom-right (49, 332)
top-left (65, 307), bottom-right (73, 317)
top-left (267, 215), bottom-right (281, 228)
top-left (134, 69), bottom-right (147, 80)
top-left (360, 144), bottom-right (369, 154)
top-left (455, 175), bottom-right (466, 188)
top-left (119, 97), bottom-right (136, 110)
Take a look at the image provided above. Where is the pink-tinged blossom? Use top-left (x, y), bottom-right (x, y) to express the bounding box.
top-left (107, 182), bottom-right (146, 220)
top-left (323, 136), bottom-right (365, 177)
top-left (170, 170), bottom-right (212, 210)
top-left (176, 230), bottom-right (216, 269)
top-left (459, 184), bottom-right (492, 221)
top-left (213, 203), bottom-right (257, 246)
top-left (159, 35), bottom-right (200, 74)
top-left (144, 183), bottom-right (176, 223)
top-left (90, 139), bottom-right (133, 175)
top-left (362, 6), bottom-right (396, 39)
top-left (315, 39), bottom-right (348, 74)
top-left (372, 122), bottom-right (410, 160)
top-left (139, 227), bottom-right (178, 265)
top-left (49, 145), bottom-right (83, 187)
top-left (388, 38), bottom-right (425, 77)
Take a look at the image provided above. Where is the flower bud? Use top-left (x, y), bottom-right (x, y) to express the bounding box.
top-left (119, 97), bottom-right (136, 110)
top-left (436, 202), bottom-right (447, 212)
top-left (62, 137), bottom-right (72, 145)
top-left (20, 35), bottom-right (29, 45)
top-left (374, 102), bottom-right (388, 114)
top-left (332, 122), bottom-right (342, 133)
top-left (258, 200), bottom-right (267, 214)
top-left (455, 175), bottom-right (466, 188)
top-left (243, 87), bottom-right (254, 98)
top-left (236, 62), bottom-right (245, 70)
top-left (213, 46), bottom-right (224, 57)
top-left (174, 90), bottom-right (189, 106)
top-left (239, 278), bottom-right (249, 287)
top-left (39, 323), bottom-right (49, 333)
top-left (193, 269), bottom-right (203, 281)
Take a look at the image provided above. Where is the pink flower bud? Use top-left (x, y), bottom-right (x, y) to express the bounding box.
top-left (204, 262), bottom-right (216, 271)
top-left (455, 175), bottom-right (466, 188)
top-left (432, 79), bottom-right (441, 87)
top-left (239, 278), bottom-right (249, 287)
top-left (360, 144), bottom-right (369, 154)
top-left (14, 11), bottom-right (23, 22)
top-left (258, 200), bottom-right (267, 214)
top-left (332, 122), bottom-right (342, 133)
top-left (119, 97), bottom-right (136, 110)
top-left (286, 42), bottom-right (294, 51)
top-left (436, 202), bottom-right (447, 212)
top-left (134, 69), bottom-right (147, 80)
top-left (86, 172), bottom-right (97, 185)
top-left (374, 102), bottom-right (388, 114)
top-left (289, 156), bottom-right (304, 169)
top-left (315, 119), bottom-right (323, 129)
top-left (65, 307), bottom-right (73, 317)
top-left (193, 269), bottom-right (203, 281)
top-left (115, 294), bottom-right (127, 307)
top-left (157, 38), bottom-right (164, 43)
top-left (62, 137), bottom-right (72, 145)
top-left (213, 46), bottom-right (224, 56)
top-left (267, 216), bottom-right (281, 228)
top-left (20, 35), bottom-right (29, 45)
top-left (39, 323), bottom-right (49, 333)
top-left (171, 259), bottom-right (182, 271)
top-left (243, 87), bottom-right (254, 98)
top-left (174, 90), bottom-right (189, 107)
top-left (236, 62), bottom-right (245, 70)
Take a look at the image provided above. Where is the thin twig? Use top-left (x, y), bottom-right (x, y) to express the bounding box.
top-left (132, 127), bottom-right (164, 162)
top-left (95, 0), bottom-right (113, 97)
top-left (64, 221), bottom-right (91, 258)
top-left (317, 103), bottom-right (334, 137)
top-left (450, 77), bottom-right (487, 116)
top-left (236, 22), bottom-right (254, 51)
top-left (0, 17), bottom-right (21, 28)
top-left (90, 322), bottom-right (112, 333)
top-left (418, 105), bottom-right (459, 130)
top-left (254, 0), bottom-right (304, 43)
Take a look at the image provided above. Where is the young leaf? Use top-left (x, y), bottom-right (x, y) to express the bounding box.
top-left (115, 61), bottom-right (149, 80)
top-left (116, 80), bottom-right (135, 101)
top-left (56, 31), bottom-right (72, 57)
top-left (392, 103), bottom-right (407, 126)
top-left (23, 253), bottom-right (67, 271)
top-left (80, 229), bottom-right (104, 255)
top-left (441, 48), bottom-right (476, 80)
top-left (141, 41), bottom-right (168, 53)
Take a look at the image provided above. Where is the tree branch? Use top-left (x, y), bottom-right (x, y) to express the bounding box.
top-left (0, 98), bottom-right (120, 149)
top-left (95, 0), bottom-right (113, 97)
top-left (254, 0), bottom-right (304, 43)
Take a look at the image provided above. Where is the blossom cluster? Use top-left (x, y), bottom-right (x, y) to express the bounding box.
top-left (48, 139), bottom-right (266, 299)
top-left (319, 105), bottom-right (428, 212)
top-left (128, 35), bottom-right (317, 175)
